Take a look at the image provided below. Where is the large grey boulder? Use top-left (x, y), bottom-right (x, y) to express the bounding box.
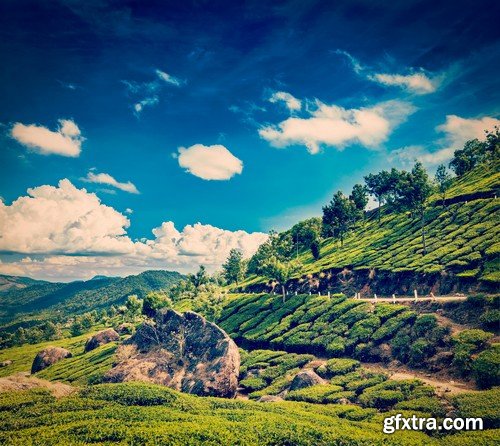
top-left (84, 328), bottom-right (120, 352)
top-left (289, 369), bottom-right (325, 391)
top-left (104, 309), bottom-right (240, 398)
top-left (31, 347), bottom-right (72, 373)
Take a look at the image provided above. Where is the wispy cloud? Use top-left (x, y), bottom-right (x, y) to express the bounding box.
top-left (83, 171), bottom-right (140, 194)
top-left (11, 119), bottom-right (84, 157)
top-left (123, 68), bottom-right (183, 116)
top-left (269, 91), bottom-right (302, 112)
top-left (335, 50), bottom-right (442, 95)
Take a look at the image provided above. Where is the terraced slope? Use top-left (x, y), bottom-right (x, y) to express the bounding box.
top-left (240, 163), bottom-right (499, 295)
top-left (218, 293), bottom-right (498, 385)
top-left (0, 382), bottom-right (498, 445)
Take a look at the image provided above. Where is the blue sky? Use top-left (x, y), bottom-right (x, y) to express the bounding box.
top-left (0, 0), bottom-right (499, 281)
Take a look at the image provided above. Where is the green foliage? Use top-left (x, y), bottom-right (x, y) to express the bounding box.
top-left (316, 358), bottom-right (360, 378)
top-left (0, 382), bottom-right (451, 446)
top-left (222, 249), bottom-right (246, 285)
top-left (452, 388), bottom-right (500, 428)
top-left (286, 384), bottom-right (344, 403)
top-left (142, 291), bottom-right (172, 317)
top-left (472, 344), bottom-right (500, 389)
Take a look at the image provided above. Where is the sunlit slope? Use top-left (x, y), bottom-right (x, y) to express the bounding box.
top-left (241, 163), bottom-right (499, 289)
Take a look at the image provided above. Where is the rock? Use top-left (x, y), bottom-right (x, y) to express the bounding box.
top-left (0, 360), bottom-right (12, 367)
top-left (104, 309), bottom-right (240, 398)
top-left (115, 323), bottom-right (135, 335)
top-left (84, 329), bottom-right (120, 352)
top-left (289, 370), bottom-right (325, 391)
top-left (337, 397), bottom-right (351, 405)
top-left (258, 395), bottom-right (283, 402)
top-left (31, 347), bottom-right (72, 373)
top-left (0, 372), bottom-right (75, 397)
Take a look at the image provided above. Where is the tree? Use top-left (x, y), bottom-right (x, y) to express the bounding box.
top-left (247, 231), bottom-right (294, 275)
top-left (449, 139), bottom-right (485, 176)
top-left (322, 191), bottom-right (357, 246)
top-left (349, 184), bottom-right (369, 214)
top-left (189, 265), bottom-right (210, 288)
top-left (261, 256), bottom-right (303, 303)
top-left (434, 164), bottom-right (452, 207)
top-left (125, 295), bottom-right (142, 316)
top-left (142, 291), bottom-right (172, 318)
top-left (395, 162), bottom-right (432, 254)
top-left (364, 170), bottom-right (399, 222)
top-left (290, 218), bottom-right (322, 254)
top-left (310, 239), bottom-right (321, 260)
top-left (222, 249), bottom-right (246, 285)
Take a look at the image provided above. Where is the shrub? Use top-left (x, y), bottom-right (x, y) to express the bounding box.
top-left (316, 358), bottom-right (360, 378)
top-left (395, 396), bottom-right (446, 417)
top-left (412, 315), bottom-right (438, 338)
top-left (452, 388), bottom-right (500, 429)
top-left (239, 376), bottom-right (267, 392)
top-left (358, 390), bottom-right (405, 409)
top-left (285, 384), bottom-right (343, 404)
top-left (472, 344), bottom-right (500, 389)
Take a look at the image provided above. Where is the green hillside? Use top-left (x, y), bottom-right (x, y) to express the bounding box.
top-left (0, 382), bottom-right (497, 445)
top-left (218, 293), bottom-right (499, 387)
top-left (0, 270), bottom-right (184, 326)
top-left (0, 275), bottom-right (48, 293)
top-left (239, 162), bottom-right (499, 294)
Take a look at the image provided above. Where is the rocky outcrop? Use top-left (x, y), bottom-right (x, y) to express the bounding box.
top-left (105, 309), bottom-right (240, 398)
top-left (84, 329), bottom-right (120, 352)
top-left (289, 370), bottom-right (325, 391)
top-left (31, 347), bottom-right (72, 373)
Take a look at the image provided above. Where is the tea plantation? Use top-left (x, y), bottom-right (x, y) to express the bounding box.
top-left (0, 382), bottom-right (498, 445)
top-left (218, 293), bottom-right (499, 387)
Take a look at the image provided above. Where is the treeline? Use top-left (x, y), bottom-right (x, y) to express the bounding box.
top-left (221, 127), bottom-right (499, 293)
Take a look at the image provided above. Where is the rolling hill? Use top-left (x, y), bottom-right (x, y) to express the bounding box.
top-left (0, 270), bottom-right (184, 328)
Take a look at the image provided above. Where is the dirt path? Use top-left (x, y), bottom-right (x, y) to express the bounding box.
top-left (434, 313), bottom-right (470, 336)
top-left (357, 296), bottom-right (468, 303)
top-left (361, 362), bottom-right (475, 395)
top-left (0, 372), bottom-right (76, 397)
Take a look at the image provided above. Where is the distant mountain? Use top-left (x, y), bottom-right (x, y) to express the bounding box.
top-left (0, 275), bottom-right (48, 293)
top-left (0, 270), bottom-right (184, 326)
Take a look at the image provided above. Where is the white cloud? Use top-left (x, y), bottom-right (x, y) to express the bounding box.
top-left (389, 115), bottom-right (500, 167)
top-left (125, 208), bottom-right (133, 214)
top-left (368, 72), bottom-right (439, 95)
top-left (134, 96), bottom-right (159, 115)
top-left (259, 100), bottom-right (415, 154)
top-left (156, 69), bottom-right (181, 86)
top-left (436, 115), bottom-right (500, 149)
top-left (176, 144), bottom-right (243, 180)
top-left (83, 171), bottom-right (140, 194)
top-left (0, 180), bottom-right (267, 281)
top-left (335, 49), bottom-right (441, 95)
top-left (0, 179), bottom-right (136, 255)
top-left (11, 119), bottom-right (84, 157)
top-left (269, 91), bottom-right (302, 112)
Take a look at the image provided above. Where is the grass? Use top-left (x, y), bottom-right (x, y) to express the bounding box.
top-left (0, 325), bottom-right (120, 383)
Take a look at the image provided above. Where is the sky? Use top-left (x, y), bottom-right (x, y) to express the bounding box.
top-left (0, 0), bottom-right (499, 281)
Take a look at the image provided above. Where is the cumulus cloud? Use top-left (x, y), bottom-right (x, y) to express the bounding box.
top-left (259, 100), bottom-right (415, 154)
top-left (0, 179), bottom-right (136, 255)
top-left (437, 115), bottom-right (500, 149)
top-left (83, 171), bottom-right (140, 194)
top-left (176, 144), bottom-right (244, 180)
top-left (269, 91), bottom-right (302, 112)
top-left (10, 119), bottom-right (84, 157)
top-left (0, 180), bottom-right (267, 281)
top-left (389, 115), bottom-right (500, 167)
